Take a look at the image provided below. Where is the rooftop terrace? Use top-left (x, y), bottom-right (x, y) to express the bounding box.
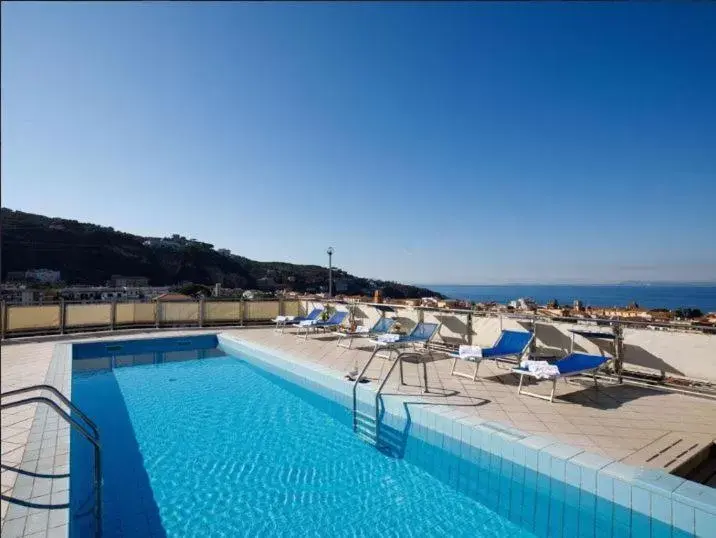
top-left (2, 326), bottom-right (715, 534)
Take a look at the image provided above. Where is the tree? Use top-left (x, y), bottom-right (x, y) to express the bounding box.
top-left (675, 308), bottom-right (703, 320)
top-left (177, 283), bottom-right (213, 298)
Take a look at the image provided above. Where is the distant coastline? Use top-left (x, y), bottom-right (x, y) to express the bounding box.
top-left (418, 284), bottom-right (716, 312)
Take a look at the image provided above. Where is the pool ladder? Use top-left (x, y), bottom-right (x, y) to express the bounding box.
top-left (351, 348), bottom-right (431, 449)
top-left (0, 385), bottom-right (103, 537)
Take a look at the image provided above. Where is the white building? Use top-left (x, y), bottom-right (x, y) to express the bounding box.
top-left (25, 269), bottom-right (61, 283)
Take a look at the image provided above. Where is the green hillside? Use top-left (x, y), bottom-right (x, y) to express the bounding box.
top-left (0, 208), bottom-right (441, 299)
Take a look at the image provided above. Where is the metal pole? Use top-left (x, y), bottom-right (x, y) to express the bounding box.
top-left (110, 299), bottom-right (116, 331)
top-left (1, 300), bottom-right (6, 340)
top-left (614, 321), bottom-right (624, 384)
top-left (198, 297), bottom-right (204, 328)
top-left (59, 299), bottom-right (66, 335)
top-left (327, 246), bottom-right (334, 297)
top-left (329, 254), bottom-right (333, 297)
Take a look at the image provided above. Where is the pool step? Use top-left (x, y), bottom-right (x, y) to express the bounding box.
top-left (353, 410), bottom-right (405, 456)
top-left (355, 410), bottom-right (377, 444)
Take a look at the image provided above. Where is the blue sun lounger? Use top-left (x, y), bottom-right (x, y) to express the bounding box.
top-left (450, 330), bottom-right (535, 381)
top-left (295, 310), bottom-right (348, 339)
top-left (273, 307), bottom-right (323, 333)
top-left (369, 322), bottom-right (439, 359)
top-left (336, 317), bottom-right (395, 349)
top-left (512, 353), bottom-right (610, 402)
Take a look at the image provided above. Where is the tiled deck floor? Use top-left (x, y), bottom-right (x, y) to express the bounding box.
top-left (2, 327), bottom-right (715, 535)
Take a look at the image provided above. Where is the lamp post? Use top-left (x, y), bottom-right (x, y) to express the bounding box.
top-left (327, 247), bottom-right (334, 297)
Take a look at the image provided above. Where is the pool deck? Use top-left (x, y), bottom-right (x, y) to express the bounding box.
top-left (2, 327), bottom-right (716, 535)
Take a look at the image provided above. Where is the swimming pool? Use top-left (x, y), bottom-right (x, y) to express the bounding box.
top-left (68, 335), bottom-right (711, 537)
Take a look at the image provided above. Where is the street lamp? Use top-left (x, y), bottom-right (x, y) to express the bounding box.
top-left (327, 247), bottom-right (334, 297)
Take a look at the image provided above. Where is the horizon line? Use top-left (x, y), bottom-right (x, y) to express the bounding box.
top-left (414, 281), bottom-right (716, 287)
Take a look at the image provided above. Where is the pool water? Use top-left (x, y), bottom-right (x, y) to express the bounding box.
top-left (71, 342), bottom-right (534, 537)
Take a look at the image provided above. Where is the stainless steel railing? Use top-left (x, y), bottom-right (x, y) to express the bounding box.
top-left (1, 385), bottom-right (102, 537)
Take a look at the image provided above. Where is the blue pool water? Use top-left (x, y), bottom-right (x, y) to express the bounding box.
top-left (70, 337), bottom-right (534, 537)
top-left (70, 336), bottom-right (682, 537)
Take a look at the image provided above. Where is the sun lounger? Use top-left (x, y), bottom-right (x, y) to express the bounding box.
top-left (450, 330), bottom-right (534, 381)
top-left (513, 353), bottom-right (610, 402)
top-left (294, 310), bottom-right (348, 339)
top-left (368, 322), bottom-right (439, 358)
top-left (273, 307), bottom-right (323, 333)
top-left (336, 317), bottom-right (395, 349)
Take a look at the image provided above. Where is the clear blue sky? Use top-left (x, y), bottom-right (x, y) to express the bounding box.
top-left (2, 3), bottom-right (715, 284)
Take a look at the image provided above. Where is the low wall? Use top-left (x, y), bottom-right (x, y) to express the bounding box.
top-left (299, 300), bottom-right (716, 384)
top-left (0, 299), bottom-right (299, 338)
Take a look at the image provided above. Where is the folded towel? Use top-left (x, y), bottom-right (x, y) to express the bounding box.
top-left (519, 360), bottom-right (560, 380)
top-left (273, 316), bottom-right (287, 322)
top-left (376, 334), bottom-right (401, 343)
top-left (459, 345), bottom-right (483, 359)
top-left (298, 320), bottom-right (317, 327)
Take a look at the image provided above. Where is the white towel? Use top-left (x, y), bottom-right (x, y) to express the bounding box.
top-left (298, 320), bottom-right (317, 327)
top-left (377, 334), bottom-right (400, 343)
top-left (273, 316), bottom-right (286, 322)
top-left (354, 325), bottom-right (369, 334)
top-left (458, 345), bottom-right (483, 359)
top-left (520, 360), bottom-right (560, 380)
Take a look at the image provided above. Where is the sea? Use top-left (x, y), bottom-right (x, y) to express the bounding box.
top-left (421, 284), bottom-right (716, 312)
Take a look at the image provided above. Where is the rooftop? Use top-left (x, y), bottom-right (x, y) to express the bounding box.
top-left (3, 327), bottom-right (715, 526)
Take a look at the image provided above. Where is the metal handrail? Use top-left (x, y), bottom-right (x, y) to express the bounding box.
top-left (372, 357), bottom-right (403, 443)
top-left (1, 384), bottom-right (99, 439)
top-left (352, 347), bottom-right (382, 431)
top-left (352, 348), bottom-right (415, 445)
top-left (0, 394), bottom-right (102, 537)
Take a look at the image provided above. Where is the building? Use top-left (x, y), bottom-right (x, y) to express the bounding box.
top-left (25, 269), bottom-right (61, 283)
top-left (153, 293), bottom-right (193, 302)
top-left (5, 271), bottom-right (26, 282)
top-left (509, 297), bottom-right (537, 311)
top-left (110, 275), bottom-right (150, 287)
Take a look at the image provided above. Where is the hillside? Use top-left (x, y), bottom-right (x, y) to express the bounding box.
top-left (0, 208), bottom-right (441, 299)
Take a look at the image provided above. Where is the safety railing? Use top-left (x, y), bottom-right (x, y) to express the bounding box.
top-left (1, 385), bottom-right (102, 536)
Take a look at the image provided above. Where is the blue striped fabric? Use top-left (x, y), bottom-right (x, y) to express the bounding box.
top-left (313, 310), bottom-right (348, 327)
top-left (555, 353), bottom-right (608, 374)
top-left (482, 330), bottom-right (533, 358)
top-left (371, 317), bottom-right (395, 334)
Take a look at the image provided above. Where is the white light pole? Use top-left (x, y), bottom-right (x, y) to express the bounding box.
top-left (327, 247), bottom-right (334, 297)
